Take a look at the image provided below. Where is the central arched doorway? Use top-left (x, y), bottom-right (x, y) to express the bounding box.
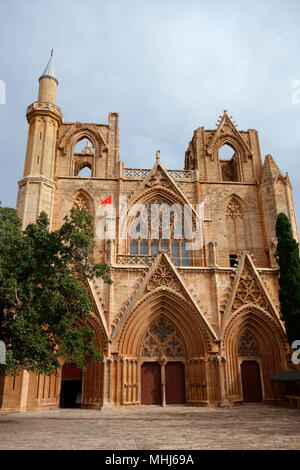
top-left (140, 315), bottom-right (186, 406)
top-left (115, 283), bottom-right (214, 407)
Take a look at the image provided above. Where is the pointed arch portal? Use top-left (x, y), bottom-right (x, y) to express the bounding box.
top-left (140, 315), bottom-right (186, 405)
top-left (223, 305), bottom-right (288, 404)
top-left (110, 283), bottom-right (218, 407)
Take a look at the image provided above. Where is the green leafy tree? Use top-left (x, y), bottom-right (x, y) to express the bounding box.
top-left (0, 204), bottom-right (112, 375)
top-left (275, 212), bottom-right (300, 344)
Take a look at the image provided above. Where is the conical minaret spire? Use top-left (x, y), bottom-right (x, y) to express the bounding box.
top-left (40, 49), bottom-right (57, 83)
top-left (38, 50), bottom-right (58, 103)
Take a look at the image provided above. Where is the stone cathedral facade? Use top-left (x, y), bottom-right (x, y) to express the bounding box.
top-left (0, 54), bottom-right (298, 411)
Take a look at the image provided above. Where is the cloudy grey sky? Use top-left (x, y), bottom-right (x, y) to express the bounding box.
top-left (1, 0), bottom-right (300, 219)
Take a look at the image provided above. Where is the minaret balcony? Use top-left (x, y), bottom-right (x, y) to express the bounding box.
top-left (26, 101), bottom-right (63, 119)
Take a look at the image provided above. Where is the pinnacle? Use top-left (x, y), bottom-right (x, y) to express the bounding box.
top-left (263, 154), bottom-right (284, 177)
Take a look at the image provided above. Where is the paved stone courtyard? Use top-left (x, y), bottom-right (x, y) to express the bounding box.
top-left (0, 405), bottom-right (299, 450)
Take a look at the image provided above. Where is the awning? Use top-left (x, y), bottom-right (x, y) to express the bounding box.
top-left (270, 371), bottom-right (300, 382)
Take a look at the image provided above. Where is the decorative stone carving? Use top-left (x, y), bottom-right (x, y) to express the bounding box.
top-left (116, 255), bottom-right (155, 266)
top-left (152, 265), bottom-right (173, 287)
top-left (73, 194), bottom-right (90, 214)
top-left (238, 330), bottom-right (259, 357)
top-left (141, 316), bottom-right (185, 358)
top-left (145, 169), bottom-right (172, 188)
top-left (58, 123), bottom-right (107, 156)
top-left (233, 267), bottom-right (268, 310)
top-left (147, 264), bottom-right (180, 291)
top-left (207, 111), bottom-right (252, 161)
top-left (226, 198), bottom-right (243, 219)
top-left (124, 168), bottom-right (151, 178)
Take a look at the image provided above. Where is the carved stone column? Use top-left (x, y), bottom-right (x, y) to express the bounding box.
top-left (208, 240), bottom-right (219, 267)
top-left (102, 357), bottom-right (113, 408)
top-left (217, 355), bottom-right (229, 406)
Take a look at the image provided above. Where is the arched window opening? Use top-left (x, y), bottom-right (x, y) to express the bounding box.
top-left (219, 144), bottom-right (240, 182)
top-left (73, 138), bottom-right (94, 177)
top-left (219, 144), bottom-right (235, 160)
top-left (74, 138), bottom-right (94, 155)
top-left (77, 164), bottom-right (92, 177)
top-left (128, 199), bottom-right (192, 266)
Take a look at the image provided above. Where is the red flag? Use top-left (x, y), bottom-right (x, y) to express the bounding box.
top-left (100, 196), bottom-right (112, 206)
top-left (200, 197), bottom-right (209, 207)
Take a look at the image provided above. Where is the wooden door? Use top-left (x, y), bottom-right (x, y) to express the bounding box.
top-left (141, 362), bottom-right (161, 405)
top-left (241, 361), bottom-right (263, 403)
top-left (166, 362), bottom-right (185, 405)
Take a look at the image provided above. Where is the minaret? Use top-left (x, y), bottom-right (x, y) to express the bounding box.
top-left (17, 51), bottom-right (63, 228)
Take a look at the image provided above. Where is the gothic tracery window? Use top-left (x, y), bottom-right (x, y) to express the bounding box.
top-left (141, 316), bottom-right (185, 359)
top-left (226, 198), bottom-right (243, 219)
top-left (129, 199), bottom-right (190, 266)
top-left (238, 330), bottom-right (260, 357)
top-left (73, 192), bottom-right (91, 215)
top-left (226, 197), bottom-right (247, 264)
